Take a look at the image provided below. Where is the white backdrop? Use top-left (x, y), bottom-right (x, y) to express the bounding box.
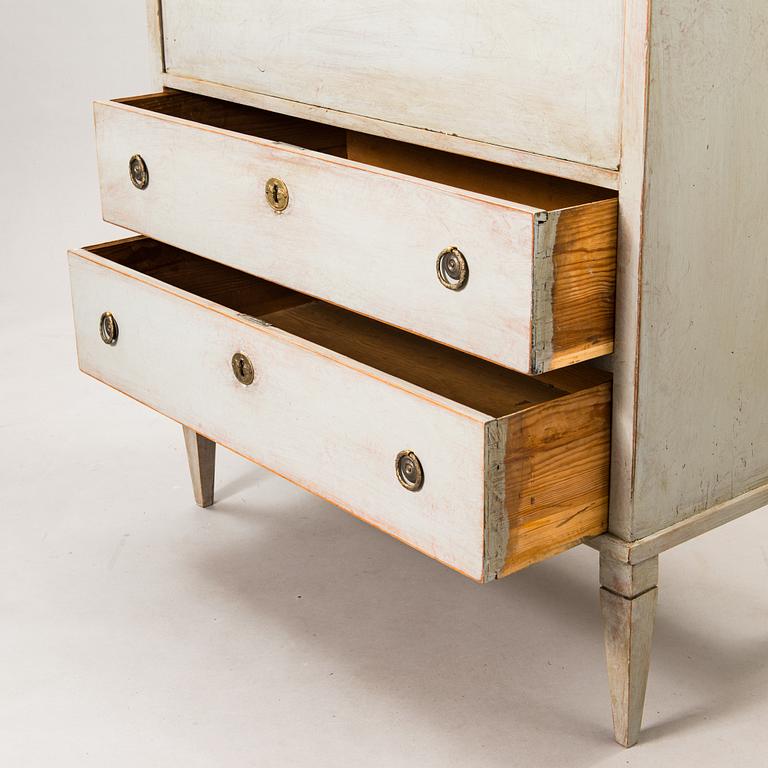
top-left (2, 3), bottom-right (768, 766)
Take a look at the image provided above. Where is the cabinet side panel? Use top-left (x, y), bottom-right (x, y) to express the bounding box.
top-left (631, 0), bottom-right (768, 537)
top-left (496, 383), bottom-right (611, 577)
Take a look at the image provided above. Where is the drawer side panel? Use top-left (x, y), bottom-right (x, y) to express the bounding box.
top-left (489, 384), bottom-right (611, 578)
top-left (532, 200), bottom-right (618, 372)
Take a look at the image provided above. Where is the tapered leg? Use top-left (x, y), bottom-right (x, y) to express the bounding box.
top-left (600, 554), bottom-right (658, 747)
top-left (182, 426), bottom-right (216, 508)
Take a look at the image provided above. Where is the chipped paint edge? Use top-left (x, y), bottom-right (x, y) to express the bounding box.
top-left (531, 210), bottom-right (560, 374)
top-left (146, 0), bottom-right (166, 88)
top-left (483, 418), bottom-right (509, 581)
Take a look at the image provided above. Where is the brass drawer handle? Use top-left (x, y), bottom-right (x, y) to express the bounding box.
top-left (129, 154), bottom-right (149, 190)
top-left (265, 177), bottom-right (289, 212)
top-left (395, 450), bottom-right (424, 492)
top-left (99, 312), bottom-right (119, 345)
top-left (231, 352), bottom-right (255, 385)
top-left (436, 247), bottom-right (469, 291)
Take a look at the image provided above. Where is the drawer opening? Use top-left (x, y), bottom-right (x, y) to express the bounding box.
top-left (90, 238), bottom-right (610, 419)
top-left (116, 91), bottom-right (618, 209)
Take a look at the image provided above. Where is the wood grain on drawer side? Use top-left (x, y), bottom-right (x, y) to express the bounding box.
top-left (533, 199), bottom-right (619, 373)
top-left (485, 385), bottom-right (612, 580)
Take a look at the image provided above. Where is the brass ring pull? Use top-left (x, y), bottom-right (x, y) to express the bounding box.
top-left (99, 312), bottom-right (118, 345)
top-left (436, 247), bottom-right (469, 291)
top-left (129, 154), bottom-right (149, 190)
top-left (395, 450), bottom-right (424, 492)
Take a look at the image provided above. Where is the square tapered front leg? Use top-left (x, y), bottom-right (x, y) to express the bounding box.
top-left (600, 554), bottom-right (659, 747)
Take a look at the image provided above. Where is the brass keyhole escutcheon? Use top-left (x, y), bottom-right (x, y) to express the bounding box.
top-left (395, 450), bottom-right (424, 492)
top-left (265, 177), bottom-right (289, 212)
top-left (436, 247), bottom-right (469, 291)
top-left (129, 154), bottom-right (149, 190)
top-left (231, 352), bottom-right (255, 386)
top-left (99, 312), bottom-right (119, 345)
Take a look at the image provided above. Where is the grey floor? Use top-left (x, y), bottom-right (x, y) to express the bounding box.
top-left (3, 3), bottom-right (768, 766)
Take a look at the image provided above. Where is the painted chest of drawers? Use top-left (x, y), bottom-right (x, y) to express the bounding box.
top-left (68, 0), bottom-right (768, 748)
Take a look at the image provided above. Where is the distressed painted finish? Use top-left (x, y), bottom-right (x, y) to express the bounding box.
top-left (158, 0), bottom-right (624, 171)
top-left (589, 482), bottom-right (768, 565)
top-left (94, 93), bottom-right (617, 374)
top-left (182, 426), bottom-right (215, 508)
top-left (607, 0), bottom-right (652, 546)
top-left (159, 73), bottom-right (620, 190)
top-left (68, 238), bottom-right (610, 581)
top-left (145, 0), bottom-right (164, 89)
top-left (614, 0), bottom-right (768, 539)
top-left (600, 555), bottom-right (658, 748)
top-left (346, 131), bottom-right (618, 372)
top-left (70, 244), bottom-right (488, 580)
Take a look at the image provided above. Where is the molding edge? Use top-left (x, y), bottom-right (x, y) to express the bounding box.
top-left (587, 482), bottom-right (768, 564)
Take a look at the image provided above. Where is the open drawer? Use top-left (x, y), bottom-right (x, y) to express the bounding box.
top-left (69, 237), bottom-right (611, 582)
top-left (95, 91), bottom-right (618, 375)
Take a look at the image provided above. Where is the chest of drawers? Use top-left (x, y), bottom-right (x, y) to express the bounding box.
top-left (69, 0), bottom-right (768, 748)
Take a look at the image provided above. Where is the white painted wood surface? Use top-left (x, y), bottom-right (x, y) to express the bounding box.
top-left (599, 555), bottom-right (657, 598)
top-left (160, 73), bottom-right (620, 190)
top-left (589, 481), bottom-right (768, 565)
top-left (68, 246), bottom-right (490, 581)
top-left (607, 0), bottom-right (651, 539)
top-left (617, 0), bottom-right (768, 539)
top-left (145, 0), bottom-right (164, 89)
top-left (159, 0), bottom-right (624, 170)
top-left (182, 426), bottom-right (216, 508)
top-left (96, 98), bottom-right (548, 373)
top-left (600, 573), bottom-right (658, 748)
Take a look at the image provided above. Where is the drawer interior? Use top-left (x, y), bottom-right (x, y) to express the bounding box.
top-left (117, 91), bottom-right (618, 208)
top-left (91, 238), bottom-right (610, 418)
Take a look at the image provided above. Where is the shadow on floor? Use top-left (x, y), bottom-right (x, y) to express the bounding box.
top-left (192, 463), bottom-right (768, 764)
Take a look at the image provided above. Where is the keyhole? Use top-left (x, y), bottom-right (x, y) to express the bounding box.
top-left (265, 177), bottom-right (289, 212)
top-left (231, 352), bottom-right (255, 385)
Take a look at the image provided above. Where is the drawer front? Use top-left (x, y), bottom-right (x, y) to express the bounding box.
top-left (95, 97), bottom-right (617, 374)
top-left (159, 0), bottom-right (624, 170)
top-left (69, 248), bottom-right (489, 579)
